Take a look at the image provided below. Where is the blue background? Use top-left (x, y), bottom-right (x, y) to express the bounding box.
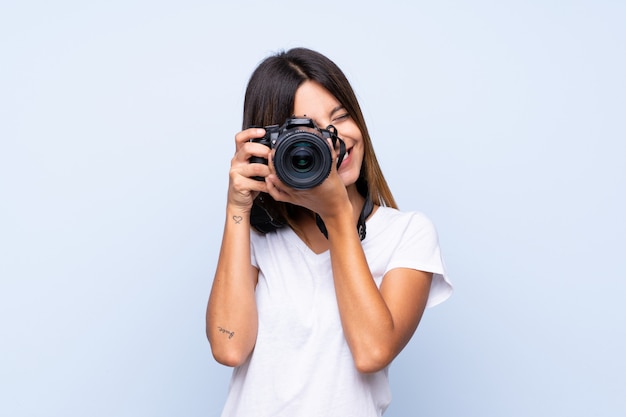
top-left (1, 1), bottom-right (624, 416)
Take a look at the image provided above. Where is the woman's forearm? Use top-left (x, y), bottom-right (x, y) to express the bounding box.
top-left (324, 210), bottom-right (431, 373)
top-left (206, 206), bottom-right (259, 367)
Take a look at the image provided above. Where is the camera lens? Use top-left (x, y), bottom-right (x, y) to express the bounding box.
top-left (273, 130), bottom-right (332, 189)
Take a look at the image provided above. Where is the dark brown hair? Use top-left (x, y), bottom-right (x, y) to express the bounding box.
top-left (244, 48), bottom-right (397, 229)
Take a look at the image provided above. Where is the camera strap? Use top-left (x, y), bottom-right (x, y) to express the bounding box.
top-left (315, 193), bottom-right (374, 241)
top-left (326, 125), bottom-right (347, 170)
top-left (250, 197), bottom-right (284, 234)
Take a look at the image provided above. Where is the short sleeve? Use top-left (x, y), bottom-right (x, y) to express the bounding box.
top-left (385, 212), bottom-right (453, 308)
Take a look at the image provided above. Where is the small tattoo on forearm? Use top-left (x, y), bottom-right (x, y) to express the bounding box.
top-left (218, 326), bottom-right (235, 339)
top-left (233, 215), bottom-right (243, 224)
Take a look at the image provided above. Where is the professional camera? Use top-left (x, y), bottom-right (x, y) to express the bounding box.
top-left (250, 117), bottom-right (345, 189)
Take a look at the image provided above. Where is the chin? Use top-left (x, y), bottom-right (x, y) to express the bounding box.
top-left (339, 169), bottom-right (360, 187)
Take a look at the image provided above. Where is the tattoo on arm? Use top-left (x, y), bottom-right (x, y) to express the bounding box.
top-left (233, 215), bottom-right (243, 224)
top-left (218, 326), bottom-right (235, 339)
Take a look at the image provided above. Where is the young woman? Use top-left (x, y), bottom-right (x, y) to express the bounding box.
top-left (207, 47), bottom-right (452, 417)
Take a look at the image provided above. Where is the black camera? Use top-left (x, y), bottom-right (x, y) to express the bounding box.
top-left (250, 117), bottom-right (345, 189)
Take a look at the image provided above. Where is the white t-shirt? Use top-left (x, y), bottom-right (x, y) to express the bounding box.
top-left (220, 207), bottom-right (453, 417)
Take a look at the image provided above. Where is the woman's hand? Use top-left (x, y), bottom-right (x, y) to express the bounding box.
top-left (265, 138), bottom-right (351, 219)
top-left (227, 128), bottom-right (272, 211)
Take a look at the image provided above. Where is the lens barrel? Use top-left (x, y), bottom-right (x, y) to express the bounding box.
top-left (273, 129), bottom-right (332, 189)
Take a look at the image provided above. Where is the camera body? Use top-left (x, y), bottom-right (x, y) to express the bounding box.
top-left (250, 117), bottom-right (339, 189)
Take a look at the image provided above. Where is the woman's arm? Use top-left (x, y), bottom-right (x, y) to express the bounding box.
top-left (324, 206), bottom-right (432, 373)
top-left (266, 174), bottom-right (432, 373)
top-left (263, 141), bottom-right (432, 373)
top-left (206, 128), bottom-right (270, 367)
top-left (206, 207), bottom-right (259, 367)
top-left (324, 206), bottom-right (432, 372)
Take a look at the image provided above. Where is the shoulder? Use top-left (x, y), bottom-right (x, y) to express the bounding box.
top-left (368, 206), bottom-right (437, 239)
